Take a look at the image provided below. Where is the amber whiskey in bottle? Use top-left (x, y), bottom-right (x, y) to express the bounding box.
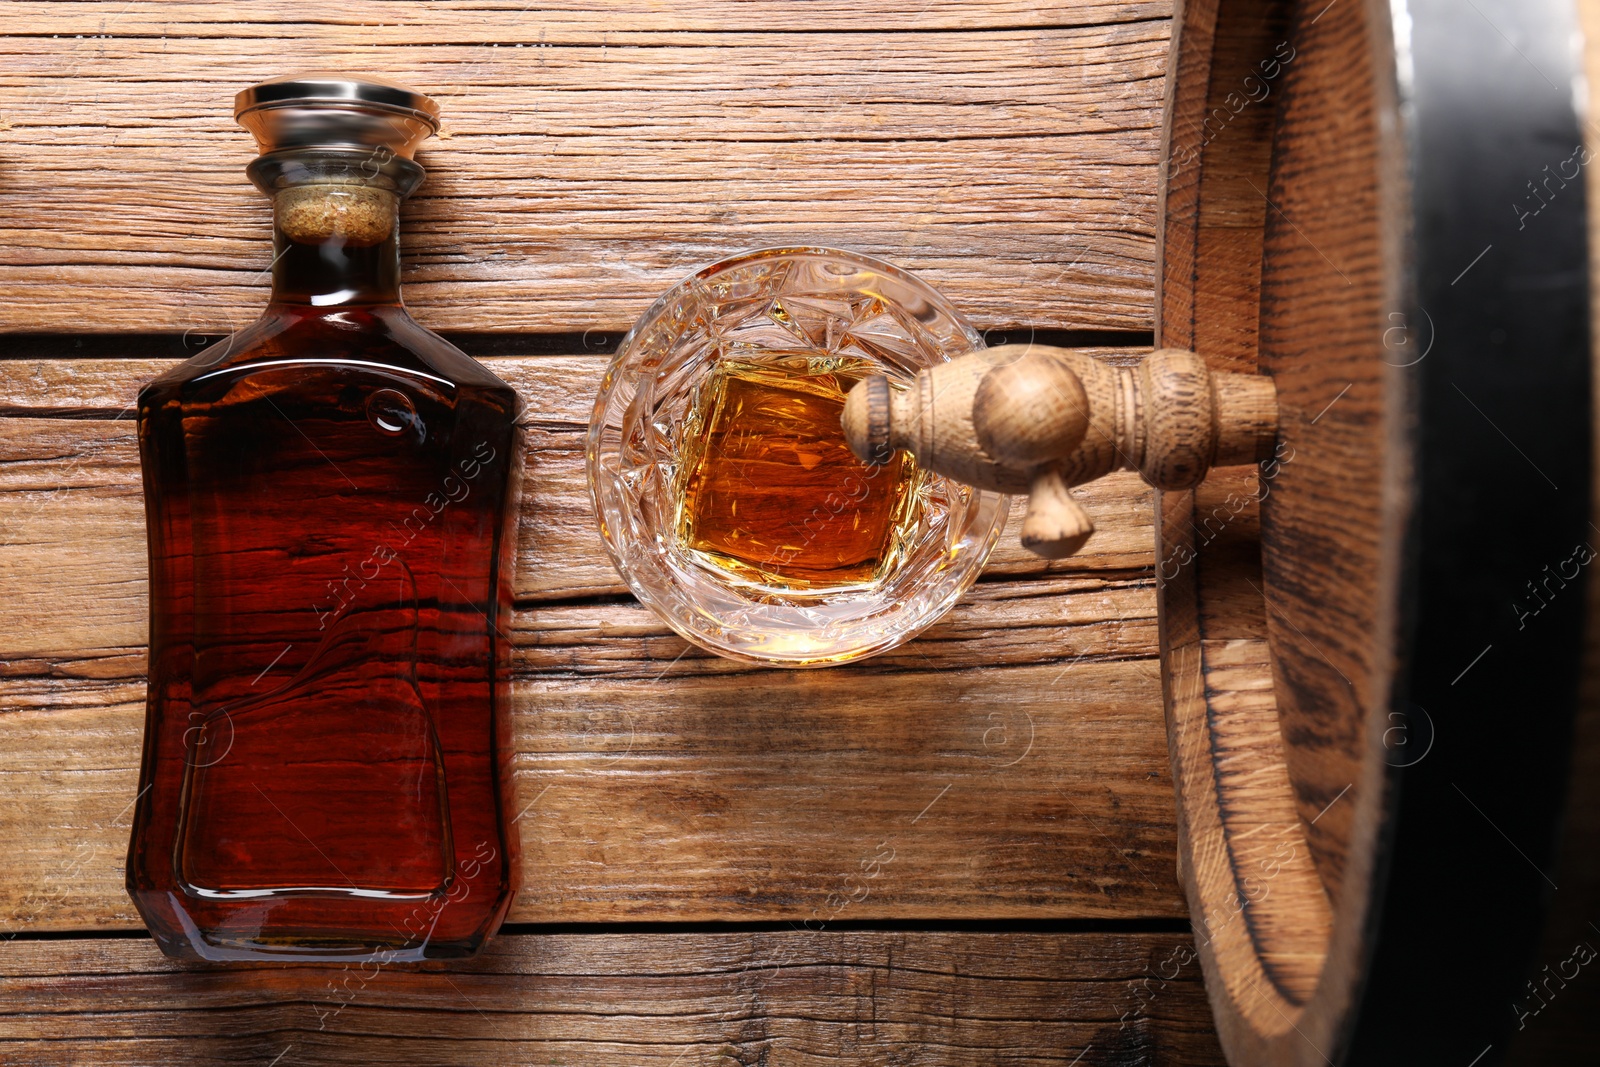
top-left (126, 76), bottom-right (521, 961)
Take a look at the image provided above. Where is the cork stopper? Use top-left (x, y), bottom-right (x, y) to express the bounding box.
top-left (275, 182), bottom-right (396, 245)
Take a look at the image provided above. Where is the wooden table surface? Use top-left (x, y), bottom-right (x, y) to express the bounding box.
top-left (0, 3), bottom-right (1227, 1064)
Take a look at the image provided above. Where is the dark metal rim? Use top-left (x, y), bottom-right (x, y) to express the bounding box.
top-left (1348, 0), bottom-right (1592, 1063)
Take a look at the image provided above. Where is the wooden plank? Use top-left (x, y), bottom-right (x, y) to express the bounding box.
top-left (0, 1), bottom-right (1172, 34)
top-left (2, 659), bottom-right (1176, 931)
top-left (0, 10), bottom-right (1168, 333)
top-left (0, 353), bottom-right (1179, 931)
top-left (0, 931), bottom-right (1225, 1065)
top-left (0, 353), bottom-right (1159, 611)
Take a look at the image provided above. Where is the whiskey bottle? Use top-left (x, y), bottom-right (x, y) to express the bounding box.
top-left (126, 76), bottom-right (522, 960)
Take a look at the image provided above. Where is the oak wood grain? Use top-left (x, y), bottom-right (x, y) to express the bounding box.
top-left (0, 352), bottom-right (1158, 614)
top-left (0, 930), bottom-right (1226, 1066)
top-left (0, 351), bottom-right (1182, 933)
top-left (0, 6), bottom-right (1169, 334)
top-left (840, 342), bottom-right (1277, 559)
top-left (1, 1), bottom-right (1173, 34)
top-left (0, 4), bottom-right (1209, 1058)
top-left (1254, 0), bottom-right (1395, 911)
top-left (1154, 1), bottom-right (1407, 1063)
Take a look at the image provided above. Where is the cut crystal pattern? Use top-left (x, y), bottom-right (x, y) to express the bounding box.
top-left (588, 247), bottom-right (1009, 666)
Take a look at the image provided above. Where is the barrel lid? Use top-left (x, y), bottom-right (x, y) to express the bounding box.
top-left (1157, 0), bottom-right (1596, 1063)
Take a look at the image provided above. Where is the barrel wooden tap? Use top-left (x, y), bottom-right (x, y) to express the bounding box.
top-left (840, 345), bottom-right (1278, 559)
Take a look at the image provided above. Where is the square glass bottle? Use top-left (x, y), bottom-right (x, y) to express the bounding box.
top-left (126, 76), bottom-right (522, 961)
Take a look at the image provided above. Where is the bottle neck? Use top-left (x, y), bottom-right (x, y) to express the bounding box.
top-left (267, 182), bottom-right (403, 308)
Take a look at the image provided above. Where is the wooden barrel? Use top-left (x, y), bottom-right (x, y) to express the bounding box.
top-left (1158, 0), bottom-right (1600, 1063)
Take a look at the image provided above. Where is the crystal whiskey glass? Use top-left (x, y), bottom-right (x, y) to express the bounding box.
top-left (588, 248), bottom-right (1009, 665)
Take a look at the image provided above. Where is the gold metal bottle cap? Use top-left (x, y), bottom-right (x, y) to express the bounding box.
top-left (234, 74), bottom-right (440, 159)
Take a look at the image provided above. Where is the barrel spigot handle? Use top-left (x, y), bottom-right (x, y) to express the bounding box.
top-left (841, 345), bottom-right (1278, 559)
